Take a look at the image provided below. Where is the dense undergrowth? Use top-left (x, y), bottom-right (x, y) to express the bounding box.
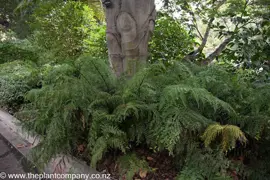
top-left (13, 55), bottom-right (269, 179)
top-left (1, 27), bottom-right (270, 180)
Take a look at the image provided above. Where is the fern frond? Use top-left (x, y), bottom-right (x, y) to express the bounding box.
top-left (125, 63), bottom-right (166, 96)
top-left (177, 148), bottom-right (232, 180)
top-left (90, 136), bottom-right (108, 168)
top-left (76, 56), bottom-right (116, 92)
top-left (202, 124), bottom-right (247, 152)
top-left (153, 105), bottom-right (211, 154)
top-left (161, 84), bottom-right (235, 114)
top-left (90, 132), bottom-right (128, 168)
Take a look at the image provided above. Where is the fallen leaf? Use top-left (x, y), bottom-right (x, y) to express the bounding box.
top-left (147, 156), bottom-right (154, 161)
top-left (16, 144), bottom-right (25, 148)
top-left (139, 170), bottom-right (147, 178)
top-left (151, 168), bottom-right (158, 172)
top-left (77, 144), bottom-right (85, 152)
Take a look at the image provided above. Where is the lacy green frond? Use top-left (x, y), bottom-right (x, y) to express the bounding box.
top-left (153, 105), bottom-right (212, 154)
top-left (202, 124), bottom-right (247, 152)
top-left (125, 63), bottom-right (166, 97)
top-left (161, 84), bottom-right (235, 114)
top-left (177, 148), bottom-right (232, 180)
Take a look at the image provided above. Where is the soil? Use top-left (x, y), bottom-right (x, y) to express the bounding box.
top-left (74, 145), bottom-right (178, 180)
top-left (133, 148), bottom-right (178, 180)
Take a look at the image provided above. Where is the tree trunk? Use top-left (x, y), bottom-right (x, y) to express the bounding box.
top-left (102, 0), bottom-right (156, 77)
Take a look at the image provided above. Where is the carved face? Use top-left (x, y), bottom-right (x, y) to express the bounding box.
top-left (117, 12), bottom-right (137, 43)
top-left (121, 15), bottom-right (133, 31)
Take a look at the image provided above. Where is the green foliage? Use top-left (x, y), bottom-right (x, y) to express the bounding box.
top-left (161, 0), bottom-right (270, 65)
top-left (149, 13), bottom-right (194, 65)
top-left (0, 32), bottom-right (39, 110)
top-left (202, 124), bottom-right (247, 152)
top-left (83, 25), bottom-right (107, 58)
top-left (0, 36), bottom-right (38, 64)
top-left (177, 148), bottom-right (232, 180)
top-left (16, 0), bottom-right (105, 21)
top-left (3, 0), bottom-right (270, 179)
top-left (29, 1), bottom-right (106, 60)
top-left (0, 0), bottom-right (31, 38)
top-left (220, 23), bottom-right (270, 72)
top-left (18, 54), bottom-right (270, 180)
top-left (0, 60), bottom-right (38, 108)
top-left (118, 153), bottom-right (151, 180)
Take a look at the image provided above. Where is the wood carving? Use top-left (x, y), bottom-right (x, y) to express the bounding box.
top-left (102, 0), bottom-right (156, 76)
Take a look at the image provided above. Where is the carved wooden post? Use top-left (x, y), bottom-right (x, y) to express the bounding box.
top-left (102, 0), bottom-right (156, 77)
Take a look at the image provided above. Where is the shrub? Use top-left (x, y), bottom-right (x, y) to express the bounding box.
top-left (0, 60), bottom-right (38, 110)
top-left (0, 32), bottom-right (38, 64)
top-left (29, 1), bottom-right (106, 60)
top-left (149, 13), bottom-right (194, 65)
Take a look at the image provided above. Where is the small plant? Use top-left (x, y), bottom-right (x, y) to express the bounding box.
top-left (118, 153), bottom-right (151, 180)
top-left (177, 148), bottom-right (232, 180)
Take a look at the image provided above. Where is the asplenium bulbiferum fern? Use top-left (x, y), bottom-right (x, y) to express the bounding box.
top-left (19, 55), bottom-right (270, 179)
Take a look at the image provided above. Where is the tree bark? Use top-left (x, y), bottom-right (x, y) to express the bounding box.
top-left (102, 0), bottom-right (156, 77)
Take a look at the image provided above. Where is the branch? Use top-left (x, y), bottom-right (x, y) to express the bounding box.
top-left (184, 0), bottom-right (227, 61)
top-left (187, 6), bottom-right (203, 40)
top-left (205, 36), bottom-right (233, 62)
top-left (222, 18), bottom-right (230, 31)
top-left (184, 17), bottom-right (214, 61)
top-left (192, 17), bottom-right (204, 40)
top-left (205, 0), bottom-right (251, 64)
top-left (197, 18), bottom-right (215, 53)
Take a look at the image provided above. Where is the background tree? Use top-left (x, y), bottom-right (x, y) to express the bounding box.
top-left (0, 0), bottom-right (31, 38)
top-left (149, 13), bottom-right (194, 66)
top-left (161, 0), bottom-right (269, 66)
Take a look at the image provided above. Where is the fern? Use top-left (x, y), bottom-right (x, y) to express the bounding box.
top-left (152, 105), bottom-right (212, 154)
top-left (17, 55), bottom-right (270, 179)
top-left (202, 124), bottom-right (247, 152)
top-left (177, 148), bottom-right (232, 180)
top-left (117, 153), bottom-right (151, 180)
top-left (161, 84), bottom-right (235, 113)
